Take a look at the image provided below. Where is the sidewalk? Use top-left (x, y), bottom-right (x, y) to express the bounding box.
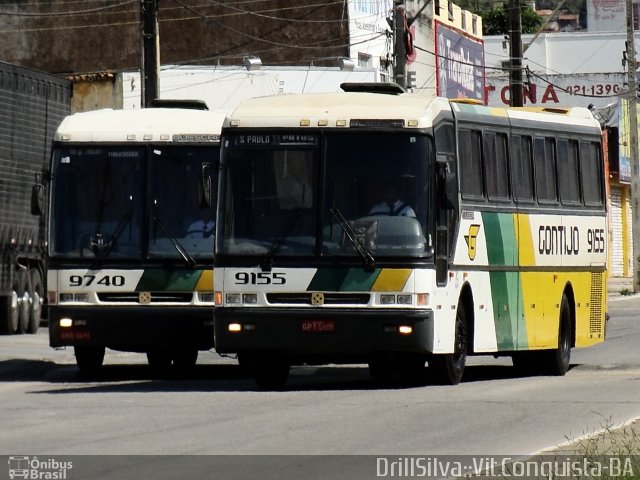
top-left (608, 276), bottom-right (634, 298)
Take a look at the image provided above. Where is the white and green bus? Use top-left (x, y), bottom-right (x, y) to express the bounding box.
top-left (213, 84), bottom-right (607, 388)
top-left (47, 103), bottom-right (225, 373)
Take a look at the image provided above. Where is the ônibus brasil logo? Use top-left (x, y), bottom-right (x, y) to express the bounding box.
top-left (8, 456), bottom-right (73, 479)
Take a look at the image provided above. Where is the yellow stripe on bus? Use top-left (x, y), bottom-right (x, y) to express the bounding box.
top-left (516, 214), bottom-right (536, 267)
top-left (371, 269), bottom-right (412, 292)
top-left (195, 269), bottom-right (214, 292)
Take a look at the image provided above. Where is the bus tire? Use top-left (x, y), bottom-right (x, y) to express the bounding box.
top-left (369, 354), bottom-right (426, 385)
top-left (542, 293), bottom-right (572, 376)
top-left (239, 352), bottom-right (290, 390)
top-left (16, 270), bottom-right (30, 334)
top-left (27, 269), bottom-right (43, 334)
top-left (430, 301), bottom-right (467, 385)
top-left (74, 346), bottom-right (105, 376)
top-left (173, 347), bottom-right (198, 370)
top-left (368, 358), bottom-right (397, 384)
top-left (147, 349), bottom-right (173, 370)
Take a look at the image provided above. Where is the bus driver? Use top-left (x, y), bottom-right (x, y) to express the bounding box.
top-left (369, 182), bottom-right (416, 217)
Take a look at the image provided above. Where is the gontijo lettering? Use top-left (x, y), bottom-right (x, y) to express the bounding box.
top-left (538, 225), bottom-right (579, 255)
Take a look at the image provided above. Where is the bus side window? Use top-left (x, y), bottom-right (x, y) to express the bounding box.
top-left (511, 135), bottom-right (534, 203)
top-left (557, 139), bottom-right (581, 205)
top-left (484, 131), bottom-right (510, 201)
top-left (581, 141), bottom-right (604, 207)
top-left (533, 137), bottom-right (558, 204)
top-left (459, 129), bottom-right (484, 199)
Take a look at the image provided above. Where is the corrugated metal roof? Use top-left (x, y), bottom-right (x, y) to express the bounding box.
top-left (66, 71), bottom-right (115, 82)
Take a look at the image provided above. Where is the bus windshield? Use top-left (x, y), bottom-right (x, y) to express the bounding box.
top-left (50, 145), bottom-right (217, 261)
top-left (218, 131), bottom-right (433, 259)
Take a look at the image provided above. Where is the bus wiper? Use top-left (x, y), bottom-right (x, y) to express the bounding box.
top-left (154, 215), bottom-right (196, 267)
top-left (330, 208), bottom-right (375, 272)
top-left (88, 213), bottom-right (132, 267)
top-left (93, 213), bottom-right (132, 258)
top-left (261, 208), bottom-right (303, 272)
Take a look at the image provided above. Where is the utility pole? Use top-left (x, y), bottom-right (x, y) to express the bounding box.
top-left (392, 0), bottom-right (407, 88)
top-left (625, 0), bottom-right (640, 291)
top-left (508, 0), bottom-right (524, 107)
top-left (140, 0), bottom-right (160, 108)
top-left (390, 0), bottom-right (431, 89)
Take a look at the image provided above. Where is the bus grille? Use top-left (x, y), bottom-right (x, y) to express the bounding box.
top-left (589, 272), bottom-right (603, 337)
top-left (266, 292), bottom-right (370, 305)
top-left (97, 292), bottom-right (194, 303)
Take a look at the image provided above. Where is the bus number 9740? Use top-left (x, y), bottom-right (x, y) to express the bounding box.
top-left (69, 274), bottom-right (126, 287)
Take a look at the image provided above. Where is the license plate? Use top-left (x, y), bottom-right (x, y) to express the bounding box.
top-left (301, 320), bottom-right (336, 333)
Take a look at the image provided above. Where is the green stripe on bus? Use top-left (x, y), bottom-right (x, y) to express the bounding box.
top-left (483, 213), bottom-right (527, 349)
top-left (482, 212), bottom-right (517, 267)
top-left (489, 271), bottom-right (527, 350)
top-left (307, 268), bottom-right (381, 291)
top-left (136, 269), bottom-right (203, 291)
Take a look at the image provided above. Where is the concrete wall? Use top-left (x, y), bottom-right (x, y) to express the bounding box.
top-left (70, 73), bottom-right (123, 113)
top-left (0, 1), bottom-right (348, 75)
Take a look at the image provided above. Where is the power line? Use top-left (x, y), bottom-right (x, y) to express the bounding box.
top-left (199, 0), bottom-right (360, 24)
top-left (0, 0), bottom-right (135, 16)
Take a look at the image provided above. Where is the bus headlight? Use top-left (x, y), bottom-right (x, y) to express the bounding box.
top-left (198, 292), bottom-right (215, 303)
top-left (242, 294), bottom-right (257, 304)
top-left (397, 294), bottom-right (413, 305)
top-left (74, 293), bottom-right (90, 303)
top-left (59, 293), bottom-right (74, 303)
top-left (380, 294), bottom-right (396, 305)
top-left (59, 318), bottom-right (73, 328)
top-left (59, 293), bottom-right (90, 303)
top-left (226, 293), bottom-right (242, 304)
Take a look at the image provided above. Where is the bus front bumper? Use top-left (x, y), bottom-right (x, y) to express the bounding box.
top-left (49, 305), bottom-right (214, 351)
top-left (213, 307), bottom-right (434, 356)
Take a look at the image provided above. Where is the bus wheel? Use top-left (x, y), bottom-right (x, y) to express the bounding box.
top-left (74, 346), bottom-right (105, 376)
top-left (147, 350), bottom-right (173, 370)
top-left (239, 352), bottom-right (290, 390)
top-left (16, 271), bottom-right (31, 334)
top-left (511, 352), bottom-right (536, 375)
top-left (369, 354), bottom-right (426, 385)
top-left (430, 302), bottom-right (467, 385)
top-left (368, 359), bottom-right (396, 384)
top-left (173, 348), bottom-right (198, 370)
top-left (542, 294), bottom-right (572, 376)
top-left (27, 269), bottom-right (43, 334)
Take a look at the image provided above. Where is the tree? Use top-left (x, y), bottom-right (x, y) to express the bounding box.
top-left (481, 4), bottom-right (543, 35)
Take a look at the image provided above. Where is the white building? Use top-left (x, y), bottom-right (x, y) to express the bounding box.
top-left (122, 66), bottom-right (379, 112)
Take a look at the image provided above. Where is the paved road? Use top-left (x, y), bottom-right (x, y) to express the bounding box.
top-left (0, 297), bottom-right (638, 478)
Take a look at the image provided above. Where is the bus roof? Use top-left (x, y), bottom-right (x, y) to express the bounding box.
top-left (451, 101), bottom-right (601, 130)
top-left (224, 91), bottom-right (601, 131)
top-left (224, 92), bottom-right (452, 129)
top-left (55, 107), bottom-right (226, 143)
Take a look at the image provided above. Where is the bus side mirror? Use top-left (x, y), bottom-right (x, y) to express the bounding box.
top-left (435, 153), bottom-right (454, 286)
top-left (436, 153), bottom-right (457, 210)
top-left (31, 183), bottom-right (44, 216)
top-left (198, 163), bottom-right (213, 208)
top-left (444, 173), bottom-right (457, 210)
top-left (435, 225), bottom-right (448, 287)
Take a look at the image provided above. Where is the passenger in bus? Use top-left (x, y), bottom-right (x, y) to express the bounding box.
top-left (369, 182), bottom-right (416, 217)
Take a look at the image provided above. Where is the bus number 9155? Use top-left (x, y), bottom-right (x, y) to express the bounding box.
top-left (235, 272), bottom-right (286, 285)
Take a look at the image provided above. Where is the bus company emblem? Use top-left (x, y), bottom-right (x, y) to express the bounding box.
top-left (139, 291), bottom-right (152, 304)
top-left (464, 224), bottom-right (481, 261)
top-left (311, 292), bottom-right (324, 305)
